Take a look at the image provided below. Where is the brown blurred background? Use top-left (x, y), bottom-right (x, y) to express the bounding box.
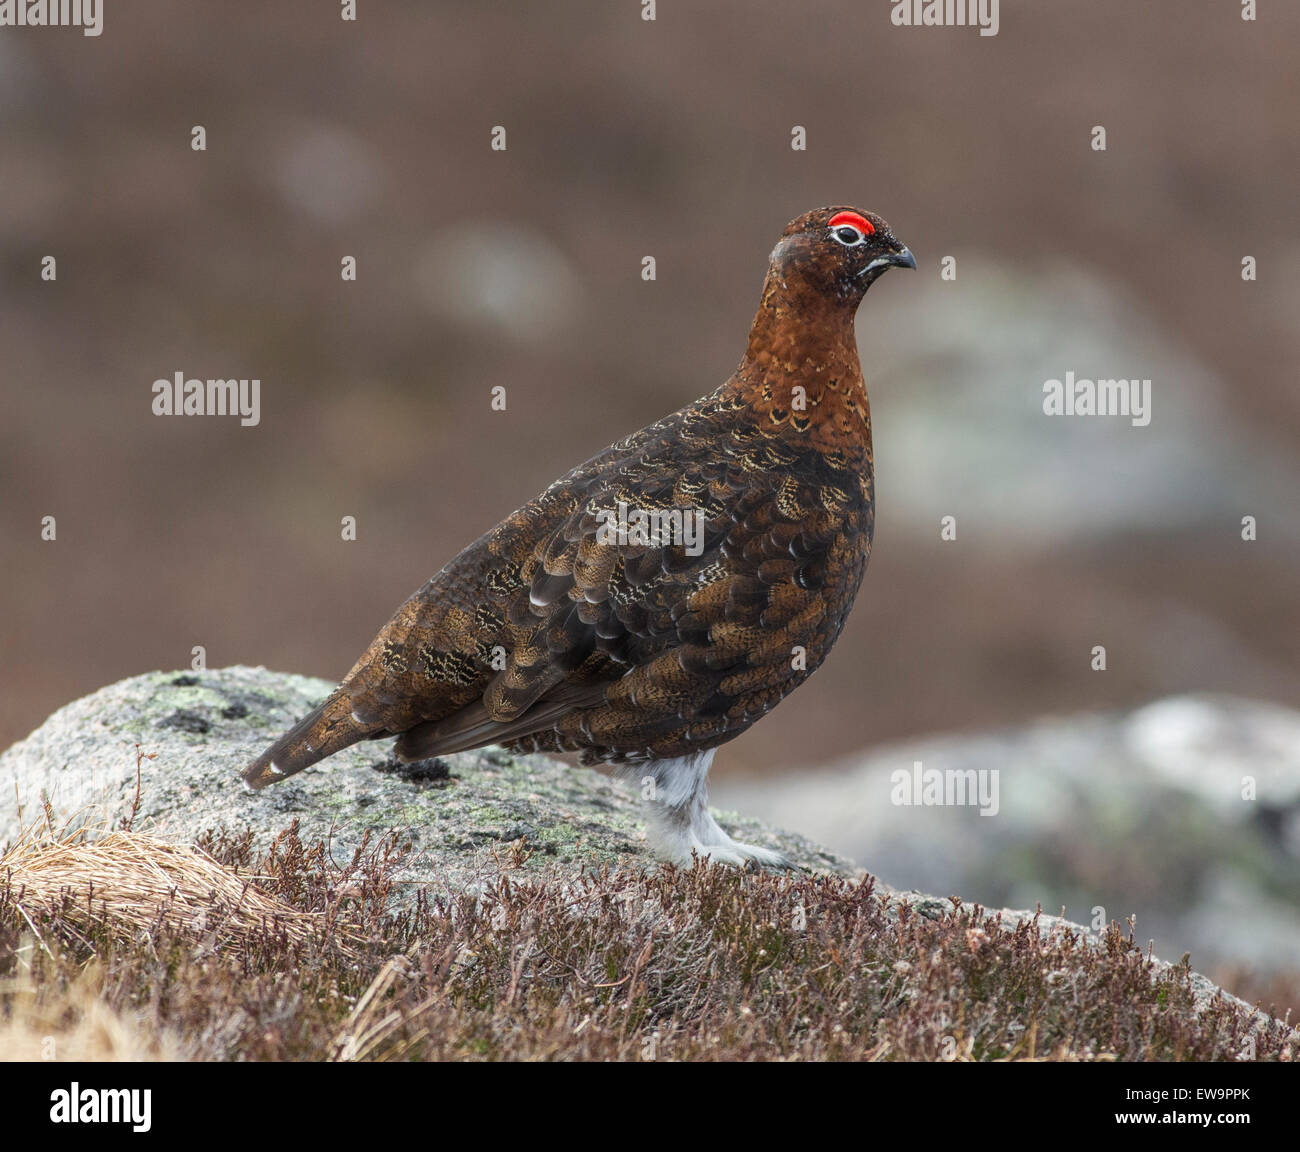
top-left (3, 5), bottom-right (1298, 772)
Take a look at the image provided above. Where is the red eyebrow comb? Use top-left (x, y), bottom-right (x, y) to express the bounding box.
top-left (827, 210), bottom-right (875, 236)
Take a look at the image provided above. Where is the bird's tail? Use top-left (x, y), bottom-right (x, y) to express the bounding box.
top-left (242, 687), bottom-right (378, 790)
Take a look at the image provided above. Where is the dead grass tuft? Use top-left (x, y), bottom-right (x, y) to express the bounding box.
top-left (4, 828), bottom-right (324, 958)
top-left (2, 795), bottom-right (334, 960)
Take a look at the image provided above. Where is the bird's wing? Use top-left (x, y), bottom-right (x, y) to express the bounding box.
top-left (347, 398), bottom-right (870, 765)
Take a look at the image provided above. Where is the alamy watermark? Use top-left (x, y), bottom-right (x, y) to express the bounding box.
top-left (594, 500), bottom-right (704, 557)
top-left (152, 372), bottom-right (261, 426)
top-left (891, 760), bottom-right (1000, 816)
top-left (1043, 371), bottom-right (1151, 427)
top-left (890, 0), bottom-right (998, 37)
top-left (0, 0), bottom-right (103, 36)
top-left (49, 1083), bottom-right (150, 1132)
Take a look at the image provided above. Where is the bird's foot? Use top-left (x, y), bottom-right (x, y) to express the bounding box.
top-left (649, 804), bottom-right (794, 870)
top-left (692, 836), bottom-right (794, 872)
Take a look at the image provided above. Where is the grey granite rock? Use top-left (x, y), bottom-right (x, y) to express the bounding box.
top-left (863, 258), bottom-right (1300, 543)
top-left (0, 666), bottom-right (852, 900)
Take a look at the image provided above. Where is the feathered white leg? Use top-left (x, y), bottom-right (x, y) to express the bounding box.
top-left (633, 750), bottom-right (790, 867)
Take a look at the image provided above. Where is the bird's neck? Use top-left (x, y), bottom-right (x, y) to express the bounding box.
top-left (723, 277), bottom-right (871, 454)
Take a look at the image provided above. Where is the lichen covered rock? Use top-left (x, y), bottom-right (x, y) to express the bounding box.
top-left (0, 666), bottom-right (853, 900)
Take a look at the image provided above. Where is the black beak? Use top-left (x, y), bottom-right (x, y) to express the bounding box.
top-left (890, 245), bottom-right (917, 270)
top-left (861, 245), bottom-right (917, 277)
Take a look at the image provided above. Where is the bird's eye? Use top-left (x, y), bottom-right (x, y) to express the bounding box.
top-left (834, 226), bottom-right (862, 245)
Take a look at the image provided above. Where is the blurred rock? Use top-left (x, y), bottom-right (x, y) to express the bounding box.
top-left (413, 221), bottom-right (580, 341)
top-left (865, 259), bottom-right (1300, 542)
top-left (715, 694), bottom-right (1300, 973)
top-left (268, 122), bottom-right (385, 224)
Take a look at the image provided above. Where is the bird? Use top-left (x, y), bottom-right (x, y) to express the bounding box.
top-left (243, 206), bottom-right (915, 866)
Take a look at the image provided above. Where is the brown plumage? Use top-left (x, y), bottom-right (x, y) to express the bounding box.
top-left (243, 206), bottom-right (915, 864)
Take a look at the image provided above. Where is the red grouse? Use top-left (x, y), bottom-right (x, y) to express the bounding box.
top-left (244, 206), bottom-right (915, 865)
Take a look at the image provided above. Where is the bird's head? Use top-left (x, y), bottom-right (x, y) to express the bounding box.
top-left (767, 206), bottom-right (916, 307)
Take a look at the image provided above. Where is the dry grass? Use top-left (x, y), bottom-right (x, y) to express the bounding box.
top-left (1, 786), bottom-right (348, 961)
top-left (0, 957), bottom-right (177, 1062)
top-left (4, 829), bottom-right (323, 960)
top-left (1, 794), bottom-right (1296, 1061)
